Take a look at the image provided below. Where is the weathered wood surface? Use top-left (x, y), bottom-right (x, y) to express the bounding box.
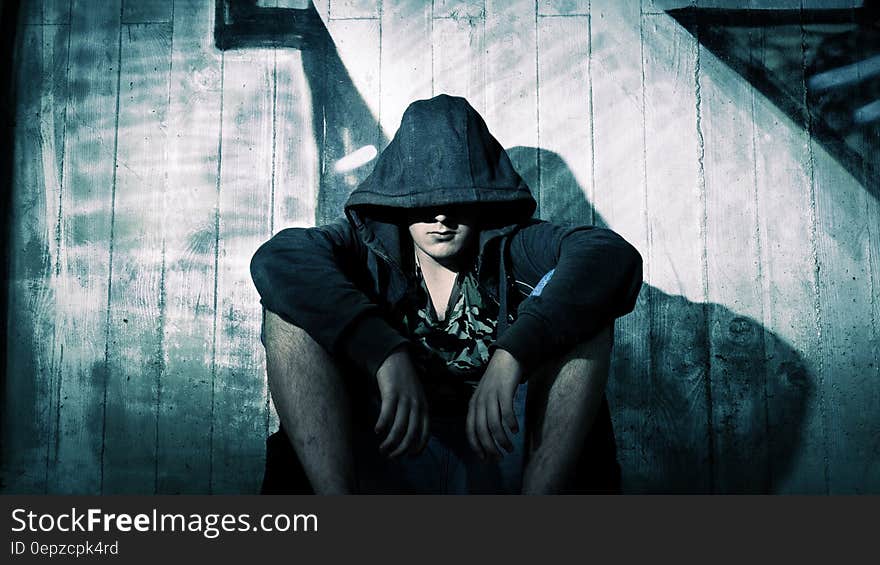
top-left (211, 43), bottom-right (275, 494)
top-left (4, 17), bottom-right (69, 494)
top-left (103, 19), bottom-right (173, 494)
top-left (484, 0), bottom-right (539, 215)
top-left (751, 0), bottom-right (825, 494)
top-left (536, 14), bottom-right (592, 226)
top-left (3, 0), bottom-right (878, 493)
top-left (591, 0), bottom-right (655, 493)
top-left (123, 0), bottom-right (173, 24)
top-left (159, 0), bottom-right (222, 494)
top-left (380, 0), bottom-right (432, 134)
top-left (52, 0), bottom-right (123, 494)
top-left (642, 11), bottom-right (713, 492)
top-left (802, 0), bottom-right (878, 494)
top-left (701, 23), bottom-right (769, 493)
top-left (433, 1), bottom-right (486, 110)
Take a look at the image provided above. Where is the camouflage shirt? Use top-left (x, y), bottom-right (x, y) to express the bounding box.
top-left (401, 262), bottom-right (503, 392)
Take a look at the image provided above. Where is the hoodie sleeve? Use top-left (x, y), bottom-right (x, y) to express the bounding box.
top-left (494, 223), bottom-right (643, 371)
top-left (250, 220), bottom-right (409, 377)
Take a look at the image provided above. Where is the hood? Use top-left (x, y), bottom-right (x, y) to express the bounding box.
top-left (344, 94), bottom-right (537, 268)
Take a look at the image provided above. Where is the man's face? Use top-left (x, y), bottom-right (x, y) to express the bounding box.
top-left (407, 205), bottom-right (478, 264)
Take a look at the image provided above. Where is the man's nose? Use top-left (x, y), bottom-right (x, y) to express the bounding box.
top-left (434, 213), bottom-right (448, 223)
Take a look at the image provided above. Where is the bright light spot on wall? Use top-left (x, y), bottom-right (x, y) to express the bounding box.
top-left (333, 145), bottom-right (378, 173)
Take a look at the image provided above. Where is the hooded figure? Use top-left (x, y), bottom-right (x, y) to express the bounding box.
top-left (251, 95), bottom-right (642, 494)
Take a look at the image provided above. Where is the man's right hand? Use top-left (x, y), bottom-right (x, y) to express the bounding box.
top-left (374, 347), bottom-right (430, 458)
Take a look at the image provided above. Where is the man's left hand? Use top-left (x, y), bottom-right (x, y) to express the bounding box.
top-left (467, 349), bottom-right (523, 459)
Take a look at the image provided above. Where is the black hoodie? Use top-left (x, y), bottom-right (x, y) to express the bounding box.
top-left (251, 95), bottom-right (642, 377)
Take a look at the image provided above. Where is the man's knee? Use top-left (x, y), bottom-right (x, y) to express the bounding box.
top-left (263, 310), bottom-right (335, 369)
top-left (528, 325), bottom-right (614, 387)
top-left (262, 309), bottom-right (374, 404)
top-left (264, 309), bottom-right (318, 350)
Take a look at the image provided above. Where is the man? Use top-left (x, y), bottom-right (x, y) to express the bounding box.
top-left (250, 95), bottom-right (642, 494)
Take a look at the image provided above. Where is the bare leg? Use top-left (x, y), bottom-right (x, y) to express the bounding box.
top-left (522, 325), bottom-right (613, 494)
top-left (263, 310), bottom-right (356, 494)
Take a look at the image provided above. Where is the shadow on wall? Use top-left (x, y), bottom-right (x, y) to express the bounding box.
top-left (215, 0), bottom-right (387, 224)
top-left (509, 147), bottom-right (813, 493)
top-left (668, 4), bottom-right (880, 202)
top-left (217, 0), bottom-right (814, 492)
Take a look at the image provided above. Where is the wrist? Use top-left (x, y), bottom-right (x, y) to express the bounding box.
top-left (376, 344), bottom-right (413, 378)
top-left (491, 348), bottom-right (525, 382)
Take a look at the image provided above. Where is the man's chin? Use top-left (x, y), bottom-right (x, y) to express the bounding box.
top-left (423, 244), bottom-right (466, 261)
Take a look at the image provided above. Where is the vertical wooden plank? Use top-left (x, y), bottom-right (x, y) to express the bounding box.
top-left (40, 20), bottom-right (70, 491)
top-left (40, 20), bottom-right (71, 492)
top-left (641, 8), bottom-right (711, 492)
top-left (267, 47), bottom-right (319, 436)
top-left (122, 0), bottom-right (172, 23)
top-left (4, 15), bottom-right (43, 495)
top-left (849, 1), bottom-right (880, 495)
top-left (212, 47), bottom-right (274, 494)
top-left (535, 14), bottom-right (592, 225)
top-left (700, 32), bottom-right (768, 493)
top-left (312, 0), bottom-right (330, 19)
top-left (316, 17), bottom-right (381, 223)
top-left (434, 0), bottom-right (483, 18)
top-left (802, 0), bottom-right (879, 494)
top-left (537, 0), bottom-right (589, 16)
top-left (432, 0), bottom-right (487, 112)
top-left (274, 53), bottom-right (318, 232)
top-left (43, 0), bottom-right (71, 24)
top-left (327, 17), bottom-right (381, 134)
top-left (3, 21), bottom-right (69, 493)
top-left (50, 0), bottom-right (122, 494)
top-left (157, 0), bottom-right (222, 494)
top-left (641, 0), bottom-right (669, 15)
top-left (22, 0), bottom-right (71, 25)
top-left (811, 130), bottom-right (877, 493)
top-left (866, 114), bottom-right (880, 493)
top-left (21, 1), bottom-right (43, 24)
top-left (102, 21), bottom-right (172, 494)
top-left (750, 1), bottom-right (826, 494)
top-left (379, 0), bottom-right (432, 135)
top-left (589, 0), bottom-right (654, 493)
top-left (329, 0), bottom-right (378, 19)
top-left (866, 190), bottom-right (880, 492)
top-left (484, 0), bottom-right (538, 213)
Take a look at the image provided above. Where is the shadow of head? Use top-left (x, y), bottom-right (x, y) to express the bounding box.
top-left (510, 145), bottom-right (814, 493)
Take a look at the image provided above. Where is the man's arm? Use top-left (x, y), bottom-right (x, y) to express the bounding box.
top-left (467, 223), bottom-right (641, 459)
top-left (251, 222), bottom-right (429, 458)
top-left (495, 222), bottom-right (643, 372)
top-left (250, 220), bottom-right (408, 377)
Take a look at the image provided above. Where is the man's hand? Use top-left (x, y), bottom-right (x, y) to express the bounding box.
top-left (374, 347), bottom-right (430, 458)
top-left (467, 349), bottom-right (523, 459)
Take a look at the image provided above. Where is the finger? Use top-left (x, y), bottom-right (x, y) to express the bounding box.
top-left (414, 409), bottom-right (431, 455)
top-left (502, 389), bottom-right (519, 434)
top-left (375, 393), bottom-right (395, 435)
top-left (489, 395), bottom-right (513, 452)
top-left (379, 399), bottom-right (409, 452)
top-left (476, 398), bottom-right (502, 458)
top-left (389, 407), bottom-right (419, 458)
top-left (466, 397), bottom-right (485, 459)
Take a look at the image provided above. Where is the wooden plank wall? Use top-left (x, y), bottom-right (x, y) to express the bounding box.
top-left (3, 0), bottom-right (878, 493)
